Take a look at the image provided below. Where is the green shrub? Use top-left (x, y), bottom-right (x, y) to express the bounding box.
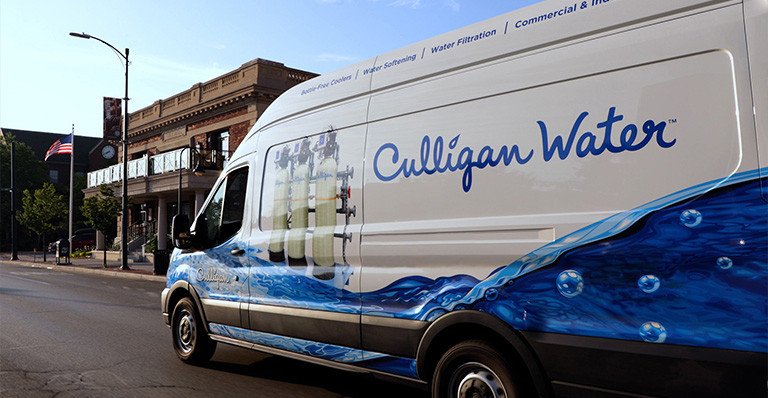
top-left (71, 249), bottom-right (92, 258)
top-left (144, 236), bottom-right (158, 253)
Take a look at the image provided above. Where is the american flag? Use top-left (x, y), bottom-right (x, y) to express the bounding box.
top-left (45, 133), bottom-right (73, 161)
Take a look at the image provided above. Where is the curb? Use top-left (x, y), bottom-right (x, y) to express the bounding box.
top-left (0, 259), bottom-right (166, 283)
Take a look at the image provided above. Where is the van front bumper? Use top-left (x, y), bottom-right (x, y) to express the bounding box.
top-left (161, 287), bottom-right (170, 326)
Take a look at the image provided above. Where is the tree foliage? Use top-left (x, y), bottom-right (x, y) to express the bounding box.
top-left (81, 185), bottom-right (121, 240)
top-left (0, 134), bottom-right (48, 250)
top-left (81, 186), bottom-right (121, 267)
top-left (16, 182), bottom-right (67, 250)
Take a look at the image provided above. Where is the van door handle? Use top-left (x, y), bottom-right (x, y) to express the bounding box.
top-left (230, 248), bottom-right (245, 256)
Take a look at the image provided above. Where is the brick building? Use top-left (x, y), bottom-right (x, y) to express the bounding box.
top-left (83, 58), bottom-right (317, 254)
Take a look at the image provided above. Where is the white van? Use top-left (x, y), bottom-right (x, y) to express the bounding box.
top-left (162, 0), bottom-right (767, 396)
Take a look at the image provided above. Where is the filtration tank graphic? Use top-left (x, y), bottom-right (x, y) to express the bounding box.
top-left (271, 130), bottom-right (356, 280)
top-left (310, 130), bottom-right (356, 280)
top-left (268, 146), bottom-right (291, 263)
top-left (312, 132), bottom-right (339, 279)
top-left (287, 139), bottom-right (312, 268)
top-left (333, 164), bottom-right (355, 267)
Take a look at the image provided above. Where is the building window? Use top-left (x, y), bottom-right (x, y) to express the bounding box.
top-left (206, 130), bottom-right (230, 169)
top-left (49, 170), bottom-right (59, 183)
top-left (132, 150), bottom-right (147, 160)
top-left (220, 131), bottom-right (229, 160)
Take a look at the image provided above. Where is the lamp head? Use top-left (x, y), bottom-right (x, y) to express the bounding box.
top-left (69, 32), bottom-right (91, 39)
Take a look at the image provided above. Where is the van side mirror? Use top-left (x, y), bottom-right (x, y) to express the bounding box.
top-left (172, 214), bottom-right (192, 249)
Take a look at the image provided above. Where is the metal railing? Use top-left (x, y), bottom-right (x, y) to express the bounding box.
top-left (127, 219), bottom-right (157, 243)
top-left (86, 148), bottom-right (227, 188)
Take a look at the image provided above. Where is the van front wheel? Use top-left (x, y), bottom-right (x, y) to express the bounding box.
top-left (171, 297), bottom-right (216, 364)
top-left (431, 340), bottom-right (519, 398)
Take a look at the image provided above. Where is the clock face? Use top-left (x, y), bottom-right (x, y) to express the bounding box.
top-left (101, 145), bottom-right (116, 160)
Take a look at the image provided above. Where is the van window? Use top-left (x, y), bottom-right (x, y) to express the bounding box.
top-left (197, 167), bottom-right (249, 248)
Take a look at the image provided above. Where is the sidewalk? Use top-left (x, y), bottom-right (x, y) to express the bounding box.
top-left (0, 251), bottom-right (166, 283)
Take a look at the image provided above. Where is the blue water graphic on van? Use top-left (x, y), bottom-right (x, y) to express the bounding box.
top-left (208, 323), bottom-right (418, 378)
top-left (360, 169), bottom-right (767, 352)
top-left (167, 169), bottom-right (767, 362)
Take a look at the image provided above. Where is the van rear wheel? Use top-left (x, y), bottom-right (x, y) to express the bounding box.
top-left (171, 297), bottom-right (216, 364)
top-left (431, 340), bottom-right (519, 398)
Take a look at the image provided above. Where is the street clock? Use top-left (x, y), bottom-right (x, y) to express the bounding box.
top-left (101, 144), bottom-right (116, 160)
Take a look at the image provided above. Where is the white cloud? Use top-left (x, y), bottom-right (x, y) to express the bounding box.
top-left (133, 54), bottom-right (231, 86)
top-left (444, 0), bottom-right (460, 12)
top-left (378, 0), bottom-right (460, 11)
top-left (388, 0), bottom-right (422, 8)
top-left (316, 53), bottom-right (358, 63)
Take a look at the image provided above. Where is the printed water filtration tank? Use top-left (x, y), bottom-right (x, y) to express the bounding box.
top-left (313, 132), bottom-right (339, 279)
top-left (269, 146), bottom-right (291, 263)
top-left (287, 139), bottom-right (311, 267)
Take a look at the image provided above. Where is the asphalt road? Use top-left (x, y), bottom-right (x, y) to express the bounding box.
top-left (0, 262), bottom-right (427, 397)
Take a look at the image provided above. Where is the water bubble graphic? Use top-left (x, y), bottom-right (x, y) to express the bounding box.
top-left (484, 288), bottom-right (499, 301)
top-left (639, 322), bottom-right (667, 343)
top-left (679, 209), bottom-right (702, 227)
top-left (717, 257), bottom-right (733, 270)
top-left (638, 275), bottom-right (661, 293)
top-left (556, 270), bottom-right (584, 298)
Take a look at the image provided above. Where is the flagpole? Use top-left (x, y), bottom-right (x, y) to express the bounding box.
top-left (68, 124), bottom-right (74, 263)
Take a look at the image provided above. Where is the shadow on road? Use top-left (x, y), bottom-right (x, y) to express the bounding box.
top-left (204, 350), bottom-right (428, 397)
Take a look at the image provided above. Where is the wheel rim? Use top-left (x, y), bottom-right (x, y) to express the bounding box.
top-left (452, 362), bottom-right (507, 398)
top-left (176, 309), bottom-right (196, 354)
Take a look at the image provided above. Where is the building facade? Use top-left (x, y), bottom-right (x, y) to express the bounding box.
top-left (83, 58), bottom-right (317, 253)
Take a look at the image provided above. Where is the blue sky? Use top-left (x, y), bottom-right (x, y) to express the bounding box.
top-left (0, 0), bottom-right (540, 138)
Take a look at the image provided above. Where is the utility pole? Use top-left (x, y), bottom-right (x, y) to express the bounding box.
top-left (0, 148), bottom-right (3, 252)
top-left (10, 141), bottom-right (18, 260)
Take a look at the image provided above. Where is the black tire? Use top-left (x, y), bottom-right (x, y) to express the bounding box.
top-left (431, 340), bottom-right (521, 398)
top-left (171, 297), bottom-right (217, 364)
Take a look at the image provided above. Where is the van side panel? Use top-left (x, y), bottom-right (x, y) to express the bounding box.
top-left (359, 2), bottom-right (765, 395)
top-left (744, 0), bottom-right (768, 199)
top-left (367, 0), bottom-right (739, 93)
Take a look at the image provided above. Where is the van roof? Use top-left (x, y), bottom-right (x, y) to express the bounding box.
top-left (245, 0), bottom-right (734, 138)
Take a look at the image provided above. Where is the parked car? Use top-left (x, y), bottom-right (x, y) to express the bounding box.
top-left (70, 228), bottom-right (96, 251)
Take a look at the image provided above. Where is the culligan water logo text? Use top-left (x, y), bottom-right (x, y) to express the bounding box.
top-left (373, 107), bottom-right (675, 192)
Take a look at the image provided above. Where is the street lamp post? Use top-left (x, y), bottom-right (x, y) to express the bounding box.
top-left (0, 142), bottom-right (18, 260)
top-left (69, 32), bottom-right (131, 270)
top-left (10, 142), bottom-right (18, 261)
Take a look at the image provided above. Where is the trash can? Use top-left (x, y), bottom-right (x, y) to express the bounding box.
top-left (154, 249), bottom-right (170, 276)
top-left (55, 239), bottom-right (70, 265)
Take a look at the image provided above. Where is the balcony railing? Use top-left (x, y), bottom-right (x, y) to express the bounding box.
top-left (87, 148), bottom-right (226, 188)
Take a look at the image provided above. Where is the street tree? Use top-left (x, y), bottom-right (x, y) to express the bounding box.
top-left (16, 182), bottom-right (67, 262)
top-left (81, 185), bottom-right (121, 267)
top-left (0, 134), bottom-right (48, 251)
